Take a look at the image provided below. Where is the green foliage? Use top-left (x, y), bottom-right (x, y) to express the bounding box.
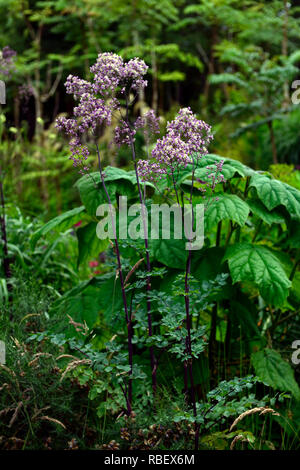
top-left (1, 0), bottom-right (300, 450)
top-left (224, 243), bottom-right (291, 306)
top-left (77, 222), bottom-right (109, 266)
top-left (251, 348), bottom-right (300, 401)
top-left (250, 173), bottom-right (300, 219)
top-left (31, 206), bottom-right (85, 249)
top-left (204, 194), bottom-right (249, 231)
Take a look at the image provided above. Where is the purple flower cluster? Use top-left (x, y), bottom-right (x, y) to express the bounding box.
top-left (113, 109), bottom-right (160, 148)
top-left (137, 160), bottom-right (166, 182)
top-left (73, 95), bottom-right (113, 133)
top-left (135, 109), bottom-right (160, 144)
top-left (152, 131), bottom-right (192, 168)
top-left (65, 75), bottom-right (93, 98)
top-left (206, 160), bottom-right (226, 190)
top-left (0, 46), bottom-right (16, 77)
top-left (56, 114), bottom-right (90, 172)
top-left (56, 52), bottom-right (149, 173)
top-left (90, 53), bottom-right (148, 95)
top-left (137, 108), bottom-right (214, 182)
top-left (114, 121), bottom-right (136, 147)
top-left (167, 107), bottom-right (213, 155)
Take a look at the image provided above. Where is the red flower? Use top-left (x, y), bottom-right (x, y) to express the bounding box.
top-left (89, 260), bottom-right (99, 268)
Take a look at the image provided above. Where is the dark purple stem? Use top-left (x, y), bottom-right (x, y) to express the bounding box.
top-left (95, 142), bottom-right (133, 414)
top-left (184, 156), bottom-right (198, 449)
top-left (125, 95), bottom-right (157, 396)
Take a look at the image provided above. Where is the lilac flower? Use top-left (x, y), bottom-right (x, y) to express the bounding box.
top-left (166, 107), bottom-right (213, 155)
top-left (90, 53), bottom-right (148, 95)
top-left (56, 52), bottom-right (149, 173)
top-left (56, 117), bottom-right (78, 136)
top-left (206, 160), bottom-right (226, 190)
top-left (137, 108), bottom-right (214, 183)
top-left (114, 121), bottom-right (136, 147)
top-left (137, 160), bottom-right (166, 182)
top-left (135, 109), bottom-right (160, 145)
top-left (0, 46), bottom-right (16, 77)
top-left (123, 58), bottom-right (148, 91)
top-left (90, 53), bottom-right (124, 95)
top-left (65, 75), bottom-right (93, 98)
top-left (55, 117), bottom-right (90, 172)
top-left (73, 94), bottom-right (113, 133)
top-left (152, 131), bottom-right (192, 168)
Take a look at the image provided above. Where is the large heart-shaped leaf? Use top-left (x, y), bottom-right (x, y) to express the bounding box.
top-left (76, 167), bottom-right (155, 216)
top-left (177, 154), bottom-right (250, 186)
top-left (224, 243), bottom-right (291, 305)
top-left (31, 206), bottom-right (85, 249)
top-left (204, 194), bottom-right (249, 231)
top-left (251, 348), bottom-right (300, 400)
top-left (250, 174), bottom-right (300, 220)
top-left (76, 171), bottom-right (137, 216)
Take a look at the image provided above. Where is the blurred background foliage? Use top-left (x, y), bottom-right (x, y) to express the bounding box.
top-left (0, 0), bottom-right (300, 218)
top-left (0, 1), bottom-right (300, 450)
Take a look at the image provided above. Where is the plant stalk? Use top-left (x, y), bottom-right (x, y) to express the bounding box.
top-left (125, 95), bottom-right (157, 395)
top-left (95, 142), bottom-right (133, 414)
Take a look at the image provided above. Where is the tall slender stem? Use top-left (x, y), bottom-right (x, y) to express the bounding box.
top-left (95, 142), bottom-right (133, 414)
top-left (125, 95), bottom-right (157, 396)
top-left (184, 156), bottom-right (198, 449)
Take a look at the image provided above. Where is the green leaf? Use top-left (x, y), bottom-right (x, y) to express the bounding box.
top-left (51, 280), bottom-right (101, 329)
top-left (290, 272), bottom-right (300, 305)
top-left (230, 298), bottom-right (260, 337)
top-left (50, 273), bottom-right (123, 333)
top-left (204, 194), bottom-right (249, 231)
top-left (77, 222), bottom-right (109, 266)
top-left (30, 206), bottom-right (85, 249)
top-left (247, 199), bottom-right (285, 225)
top-left (148, 205), bottom-right (189, 268)
top-left (179, 154), bottom-right (248, 183)
top-left (224, 243), bottom-right (291, 306)
top-left (149, 237), bottom-right (188, 269)
top-left (287, 221), bottom-right (300, 249)
top-left (76, 167), bottom-right (154, 216)
top-left (250, 174), bottom-right (300, 220)
top-left (192, 247), bottom-right (233, 301)
top-left (251, 348), bottom-right (300, 400)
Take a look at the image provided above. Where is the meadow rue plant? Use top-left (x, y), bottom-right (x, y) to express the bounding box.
top-left (136, 108), bottom-right (223, 449)
top-left (55, 53), bottom-right (150, 174)
top-left (137, 107), bottom-right (214, 185)
top-left (56, 52), bottom-right (222, 439)
top-left (56, 52), bottom-right (155, 414)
